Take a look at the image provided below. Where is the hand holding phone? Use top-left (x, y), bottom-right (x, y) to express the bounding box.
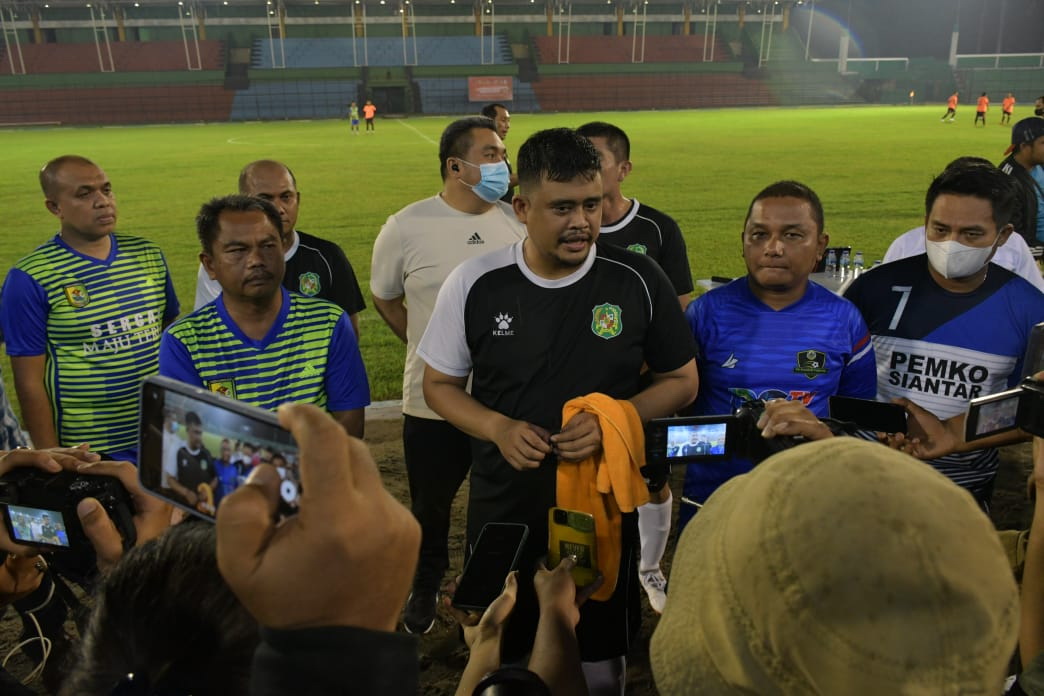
top-left (216, 402), bottom-right (421, 633)
top-left (828, 396), bottom-right (908, 434)
top-left (547, 508), bottom-right (598, 587)
top-left (452, 522), bottom-right (529, 612)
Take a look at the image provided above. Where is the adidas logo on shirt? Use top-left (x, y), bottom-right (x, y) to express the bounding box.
top-left (467, 233), bottom-right (484, 245)
top-left (721, 353), bottom-right (739, 369)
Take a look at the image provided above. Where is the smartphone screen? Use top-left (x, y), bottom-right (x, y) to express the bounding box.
top-left (828, 396), bottom-right (908, 434)
top-left (139, 376), bottom-right (300, 522)
top-left (548, 507), bottom-right (598, 587)
top-left (4, 504), bottom-right (71, 548)
top-left (453, 522), bottom-right (529, 612)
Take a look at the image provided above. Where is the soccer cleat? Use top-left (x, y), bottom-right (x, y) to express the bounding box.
top-left (403, 589), bottom-right (438, 634)
top-left (639, 568), bottom-right (668, 614)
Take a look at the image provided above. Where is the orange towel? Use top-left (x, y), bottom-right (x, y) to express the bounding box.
top-left (558, 393), bottom-right (649, 601)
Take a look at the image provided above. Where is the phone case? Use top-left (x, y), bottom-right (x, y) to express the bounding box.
top-left (547, 507), bottom-right (598, 586)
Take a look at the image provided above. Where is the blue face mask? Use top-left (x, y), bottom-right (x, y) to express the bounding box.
top-left (459, 159), bottom-right (511, 203)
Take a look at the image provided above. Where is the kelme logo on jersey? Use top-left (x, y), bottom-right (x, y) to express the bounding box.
top-left (591, 303), bottom-right (622, 340)
top-left (793, 350), bottom-right (827, 380)
top-left (207, 379), bottom-right (237, 399)
top-left (626, 243), bottom-right (648, 255)
top-left (298, 272), bottom-right (321, 297)
top-left (492, 313), bottom-right (514, 336)
top-left (63, 284), bottom-right (90, 308)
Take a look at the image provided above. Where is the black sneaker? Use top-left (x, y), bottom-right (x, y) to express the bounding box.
top-left (403, 589), bottom-right (438, 634)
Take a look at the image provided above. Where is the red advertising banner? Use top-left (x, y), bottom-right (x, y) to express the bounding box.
top-left (468, 76), bottom-right (513, 102)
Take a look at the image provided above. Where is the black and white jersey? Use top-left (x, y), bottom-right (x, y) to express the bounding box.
top-left (598, 199), bottom-right (694, 296)
top-left (286, 230), bottom-right (366, 315)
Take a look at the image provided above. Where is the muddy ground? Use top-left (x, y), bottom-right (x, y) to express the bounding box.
top-left (0, 417), bottom-right (1036, 694)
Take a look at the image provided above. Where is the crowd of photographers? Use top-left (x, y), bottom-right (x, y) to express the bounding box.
top-left (0, 106), bottom-right (1043, 694)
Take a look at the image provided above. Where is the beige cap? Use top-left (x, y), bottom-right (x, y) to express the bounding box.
top-left (651, 438), bottom-right (1018, 695)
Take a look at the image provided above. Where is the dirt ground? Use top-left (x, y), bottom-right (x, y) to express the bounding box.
top-left (0, 417), bottom-right (1036, 694)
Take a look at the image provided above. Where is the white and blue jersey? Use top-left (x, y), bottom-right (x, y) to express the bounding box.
top-left (844, 255), bottom-right (1044, 495)
top-left (680, 278), bottom-right (876, 526)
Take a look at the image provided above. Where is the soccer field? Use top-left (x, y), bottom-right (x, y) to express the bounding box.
top-left (0, 104), bottom-right (1028, 404)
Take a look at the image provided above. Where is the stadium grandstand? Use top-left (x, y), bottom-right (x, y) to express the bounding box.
top-left (0, 0), bottom-right (1041, 125)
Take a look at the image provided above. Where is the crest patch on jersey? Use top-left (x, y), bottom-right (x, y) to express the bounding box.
top-left (626, 243), bottom-right (648, 255)
top-left (591, 303), bottom-right (622, 340)
top-left (793, 350), bottom-right (827, 380)
top-left (207, 379), bottom-right (237, 399)
top-left (298, 272), bottom-right (321, 297)
top-left (63, 284), bottom-right (90, 308)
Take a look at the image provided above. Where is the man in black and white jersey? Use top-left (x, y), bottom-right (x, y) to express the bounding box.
top-left (576, 121), bottom-right (694, 614)
top-left (419, 128), bottom-right (697, 694)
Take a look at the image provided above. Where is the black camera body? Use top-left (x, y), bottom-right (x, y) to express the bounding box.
top-left (645, 399), bottom-right (802, 469)
top-left (0, 468), bottom-right (137, 553)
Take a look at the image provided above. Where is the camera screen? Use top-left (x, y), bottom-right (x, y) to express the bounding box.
top-left (974, 395), bottom-right (1019, 436)
top-left (666, 422), bottom-right (727, 459)
top-left (141, 383), bottom-right (300, 520)
top-left (6, 505), bottom-right (70, 547)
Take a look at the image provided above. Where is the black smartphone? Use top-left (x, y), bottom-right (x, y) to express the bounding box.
top-left (828, 396), bottom-right (908, 434)
top-left (452, 522), bottom-right (529, 612)
top-left (139, 375), bottom-right (300, 522)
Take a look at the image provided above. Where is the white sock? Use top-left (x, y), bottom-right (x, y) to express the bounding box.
top-left (637, 492), bottom-right (672, 573)
top-left (582, 656), bottom-right (626, 696)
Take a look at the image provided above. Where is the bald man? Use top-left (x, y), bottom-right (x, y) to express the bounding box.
top-left (194, 160), bottom-right (366, 337)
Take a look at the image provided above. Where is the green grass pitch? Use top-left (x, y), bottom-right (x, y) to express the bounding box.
top-left (0, 104), bottom-right (1029, 407)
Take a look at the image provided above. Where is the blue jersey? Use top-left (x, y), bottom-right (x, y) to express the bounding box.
top-left (0, 234), bottom-right (179, 461)
top-left (844, 256), bottom-right (1044, 493)
top-left (682, 278), bottom-right (876, 515)
top-left (159, 288), bottom-right (369, 414)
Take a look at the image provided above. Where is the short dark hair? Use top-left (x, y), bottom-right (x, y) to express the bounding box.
top-left (517, 128), bottom-right (601, 192)
top-left (480, 103), bottom-right (507, 119)
top-left (744, 180), bottom-right (825, 235)
top-left (39, 154), bottom-right (98, 197)
top-left (238, 159), bottom-right (298, 194)
top-left (576, 121), bottom-right (631, 163)
top-left (184, 411), bottom-right (202, 428)
top-left (60, 521), bottom-right (258, 696)
top-left (924, 163), bottom-right (1019, 230)
top-left (438, 116), bottom-right (497, 181)
top-left (196, 194), bottom-right (283, 255)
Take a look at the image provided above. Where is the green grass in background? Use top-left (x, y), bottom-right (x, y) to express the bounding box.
top-left (0, 105), bottom-right (1027, 405)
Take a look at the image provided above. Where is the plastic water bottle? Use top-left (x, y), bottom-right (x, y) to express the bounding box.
top-left (824, 250), bottom-right (836, 276)
top-left (853, 251), bottom-right (865, 276)
top-left (840, 249), bottom-right (851, 278)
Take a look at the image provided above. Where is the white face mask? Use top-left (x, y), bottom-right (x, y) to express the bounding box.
top-left (925, 238), bottom-right (996, 279)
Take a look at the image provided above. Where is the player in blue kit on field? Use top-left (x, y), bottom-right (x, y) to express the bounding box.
top-left (680, 181), bottom-right (877, 529)
top-left (845, 162), bottom-right (1044, 504)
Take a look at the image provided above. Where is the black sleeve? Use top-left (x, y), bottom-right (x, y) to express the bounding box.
top-left (643, 261), bottom-right (697, 374)
top-left (658, 217), bottom-right (695, 296)
top-left (251, 626), bottom-right (418, 695)
top-left (327, 243), bottom-right (367, 316)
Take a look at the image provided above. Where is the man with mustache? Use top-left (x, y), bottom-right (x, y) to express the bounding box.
top-left (419, 128), bottom-right (697, 694)
top-left (159, 195), bottom-right (369, 437)
top-left (193, 160), bottom-right (366, 339)
top-left (0, 155), bottom-right (179, 462)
